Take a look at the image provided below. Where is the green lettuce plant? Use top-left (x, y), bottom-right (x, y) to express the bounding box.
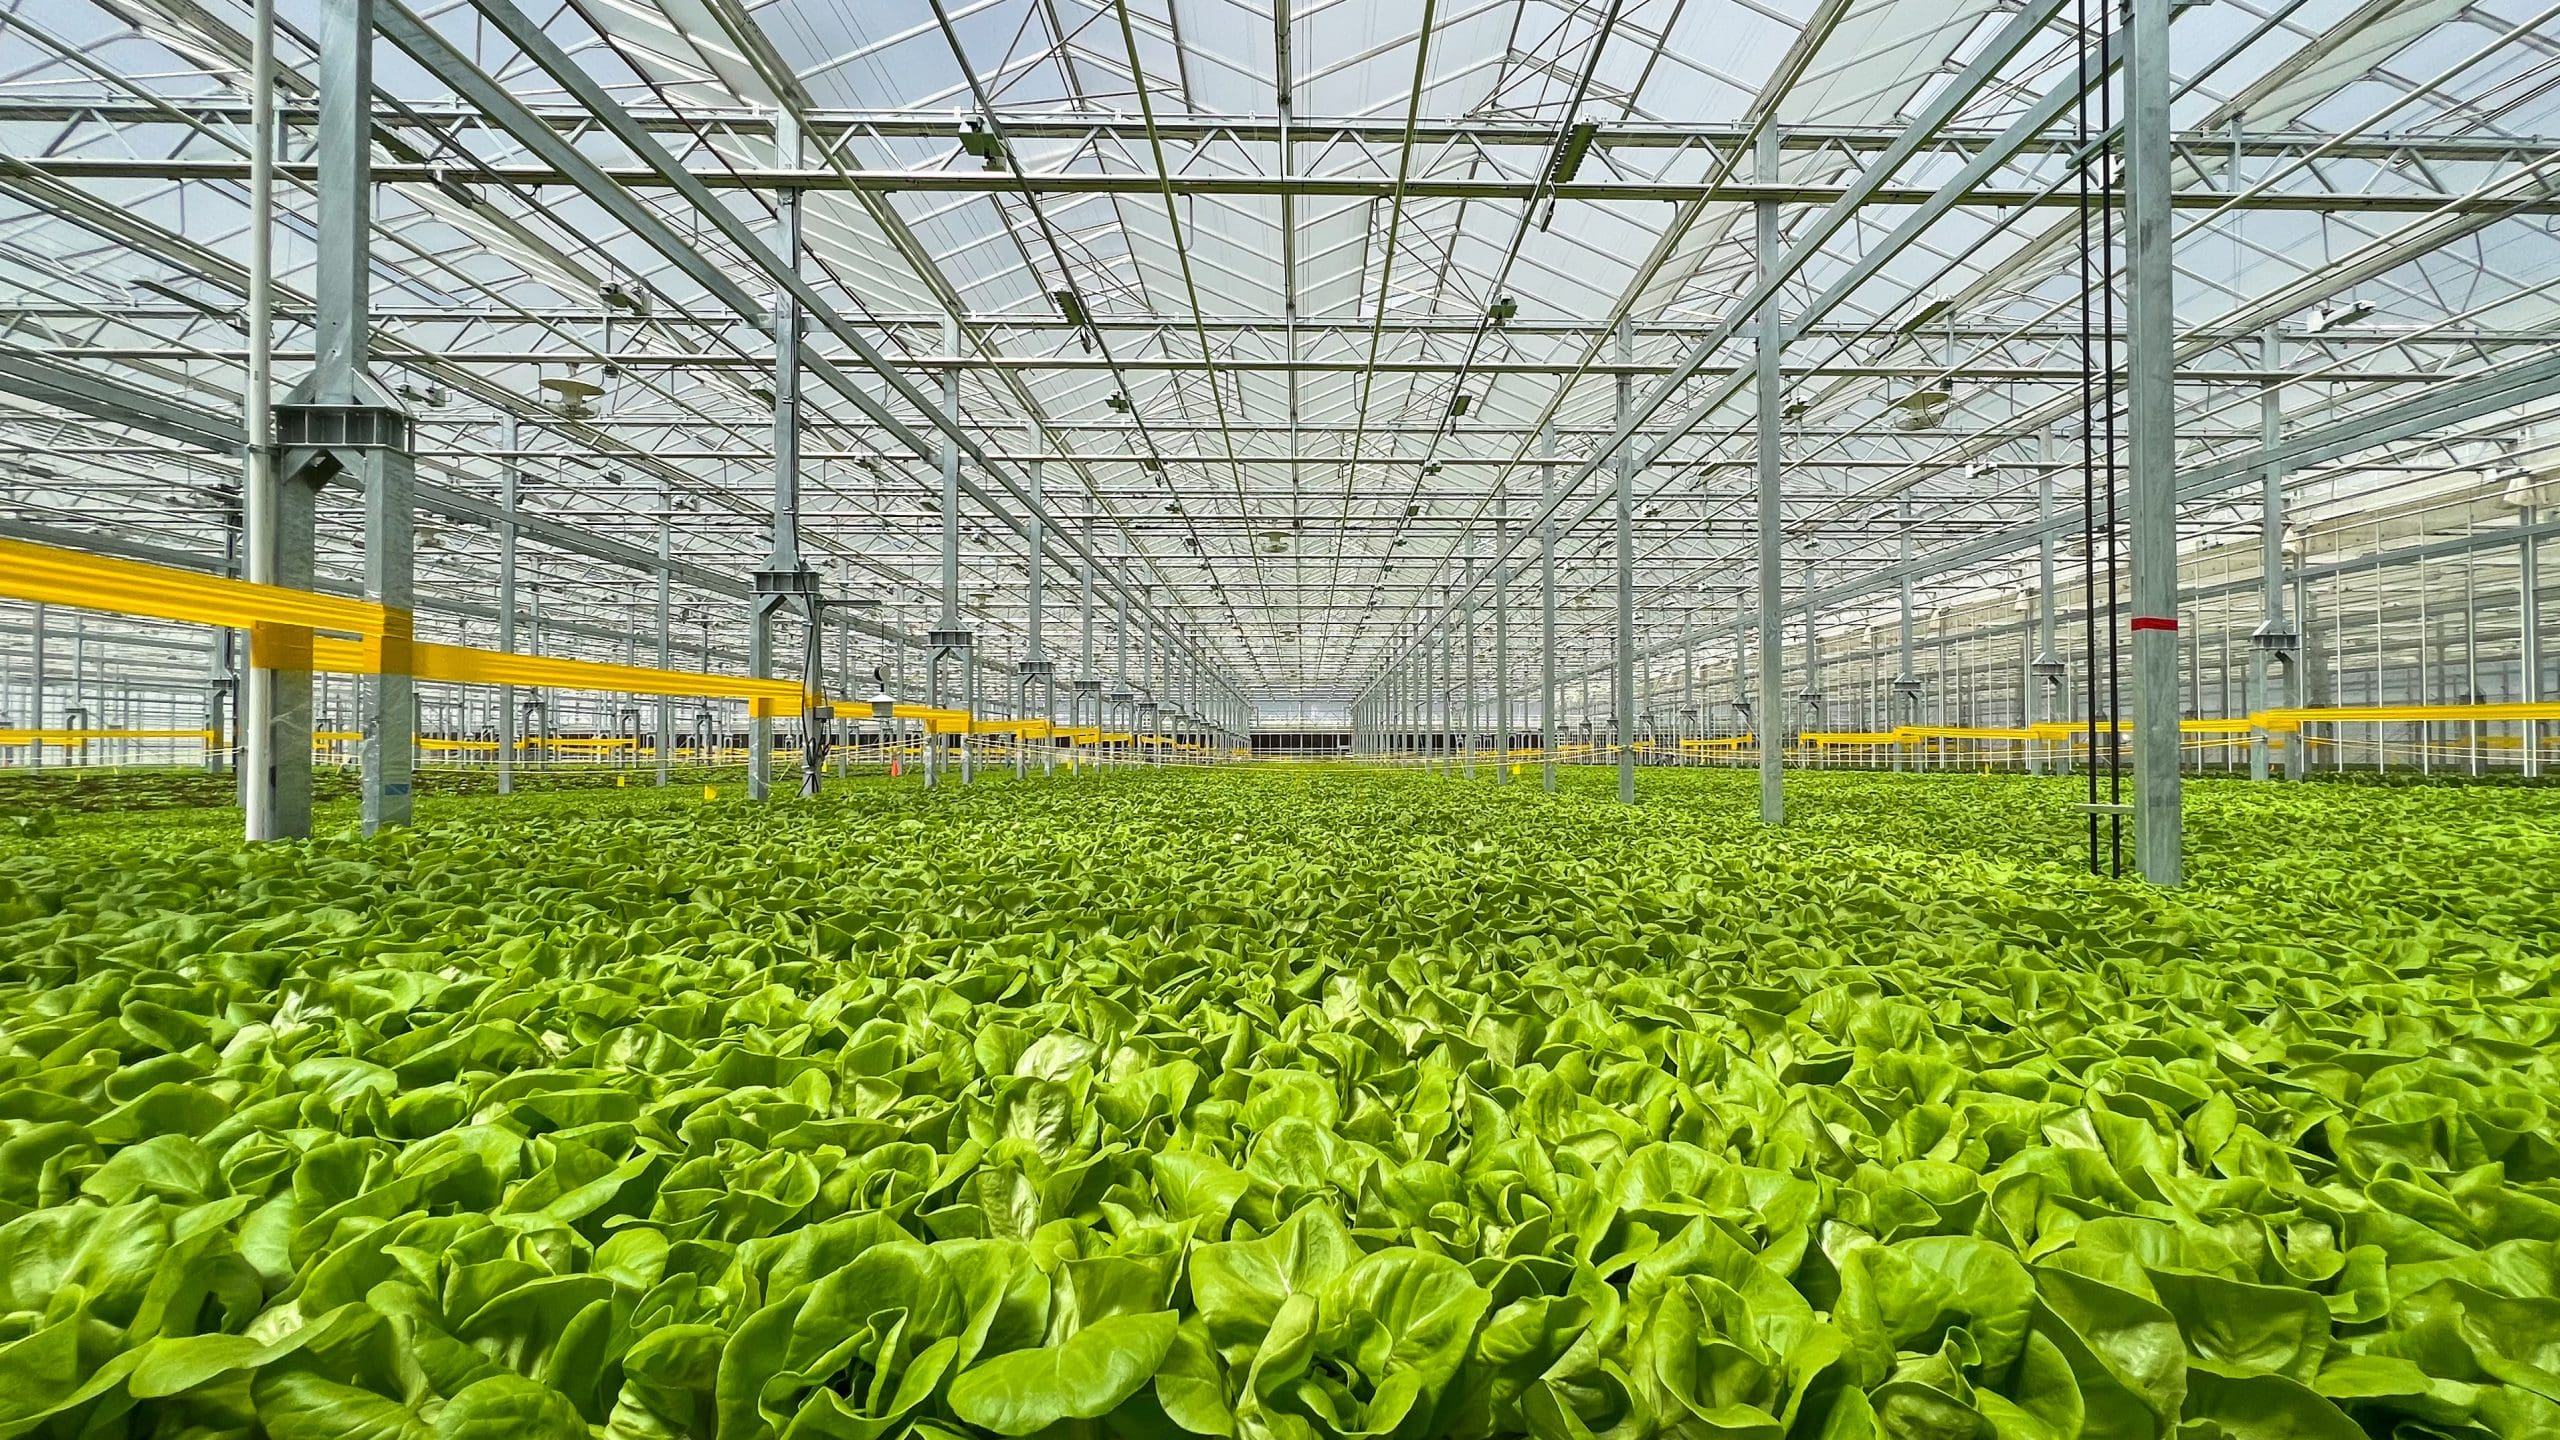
top-left (0, 769), bottom-right (2555, 1438)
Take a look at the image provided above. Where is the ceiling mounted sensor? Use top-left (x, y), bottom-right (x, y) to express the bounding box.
top-left (1448, 393), bottom-right (1472, 420)
top-left (2498, 464), bottom-right (2555, 511)
top-left (958, 116), bottom-right (1006, 170)
top-left (1106, 391), bottom-right (1131, 412)
top-left (1489, 296), bottom-right (1517, 326)
top-left (599, 279), bottom-right (649, 316)
top-left (539, 369), bottom-right (604, 418)
top-left (2305, 299), bottom-right (2376, 335)
top-left (1891, 387), bottom-right (1952, 431)
top-left (130, 276), bottom-right (235, 320)
top-left (1898, 292), bottom-right (1954, 335)
top-left (1052, 288), bottom-right (1092, 350)
top-left (1543, 121), bottom-right (1599, 188)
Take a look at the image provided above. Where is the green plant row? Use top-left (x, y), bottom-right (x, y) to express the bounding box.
top-left (0, 765), bottom-right (758, 826)
top-left (0, 770), bottom-right (2555, 1439)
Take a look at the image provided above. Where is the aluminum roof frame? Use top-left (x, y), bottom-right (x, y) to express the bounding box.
top-left (0, 0), bottom-right (2554, 706)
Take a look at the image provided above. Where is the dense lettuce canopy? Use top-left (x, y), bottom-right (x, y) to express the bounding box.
top-left (1, 769), bottom-right (2555, 1439)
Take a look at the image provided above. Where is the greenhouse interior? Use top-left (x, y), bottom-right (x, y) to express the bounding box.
top-left (4, 0), bottom-right (2560, 1435)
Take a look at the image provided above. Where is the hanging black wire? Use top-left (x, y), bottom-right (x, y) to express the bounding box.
top-left (2075, 0), bottom-right (2101, 873)
top-left (2099, 0), bottom-right (2119, 876)
top-left (2099, 0), bottom-right (2125, 876)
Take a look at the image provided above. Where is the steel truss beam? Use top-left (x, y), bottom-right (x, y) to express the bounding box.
top-left (9, 345), bottom-right (2460, 385)
top-left (8, 100), bottom-right (2554, 166)
top-left (15, 156), bottom-right (2552, 216)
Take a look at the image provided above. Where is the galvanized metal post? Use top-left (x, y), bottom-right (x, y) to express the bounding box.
top-left (1680, 649), bottom-right (1694, 767)
top-left (2524, 504), bottom-right (2544, 778)
top-left (1114, 586), bottom-right (1129, 770)
top-left (655, 477), bottom-right (672, 785)
top-left (1800, 561), bottom-right (1821, 742)
top-left (240, 0), bottom-right (276, 829)
top-left (1437, 607), bottom-right (1452, 775)
top-left (1732, 616), bottom-right (1750, 744)
top-left (1023, 450), bottom-right (1047, 779)
top-left (496, 414), bottom-right (518, 796)
top-left (1494, 483), bottom-right (1509, 783)
top-left (283, 0), bottom-right (411, 837)
top-left (2250, 327), bottom-right (2297, 782)
top-left (2032, 432), bottom-right (2065, 773)
top-left (1540, 422), bottom-right (1558, 792)
top-left (2127, 0), bottom-right (2183, 883)
top-left (1615, 317), bottom-right (1637, 805)
top-left (749, 141), bottom-right (804, 804)
top-left (936, 312), bottom-right (970, 785)
top-left (1463, 551), bottom-right (1479, 780)
top-left (1755, 130), bottom-right (1785, 823)
top-left (24, 604), bottom-right (42, 772)
top-left (1076, 510), bottom-right (1097, 767)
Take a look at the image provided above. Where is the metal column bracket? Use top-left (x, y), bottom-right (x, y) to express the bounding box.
top-left (2247, 621), bottom-right (2299, 656)
top-left (274, 375), bottom-right (416, 839)
top-left (754, 565), bottom-right (824, 599)
top-left (275, 401), bottom-right (410, 455)
top-left (750, 565), bottom-right (828, 796)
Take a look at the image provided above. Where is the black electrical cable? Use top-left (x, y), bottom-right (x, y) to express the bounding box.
top-left (2100, 0), bottom-right (2124, 877)
top-left (2075, 0), bottom-right (2100, 873)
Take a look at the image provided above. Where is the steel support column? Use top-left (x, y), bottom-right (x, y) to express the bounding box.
top-left (1540, 421), bottom-right (1558, 793)
top-left (1022, 448), bottom-right (1052, 779)
top-left (2251, 329), bottom-right (2301, 784)
top-left (25, 604), bottom-right (43, 772)
top-left (496, 415), bottom-right (518, 796)
top-left (277, 0), bottom-right (411, 838)
top-left (1755, 134), bottom-right (1784, 823)
top-left (930, 312), bottom-right (973, 785)
top-left (1494, 480), bottom-right (1509, 782)
top-left (655, 477), bottom-right (672, 785)
top-left (1615, 317), bottom-right (1637, 805)
top-left (2032, 433), bottom-right (2065, 773)
top-left (1800, 562), bottom-right (1822, 742)
top-left (239, 0), bottom-right (277, 832)
top-left (1464, 554), bottom-right (1479, 781)
top-left (2127, 0), bottom-right (2182, 883)
top-left (2525, 503), bottom-right (2544, 778)
top-left (748, 121), bottom-right (817, 804)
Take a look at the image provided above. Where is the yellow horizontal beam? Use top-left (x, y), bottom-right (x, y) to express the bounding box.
top-left (0, 728), bottom-right (217, 744)
top-left (308, 636), bottom-right (811, 707)
top-left (2259, 702), bottom-right (2560, 726)
top-left (0, 537), bottom-right (386, 638)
